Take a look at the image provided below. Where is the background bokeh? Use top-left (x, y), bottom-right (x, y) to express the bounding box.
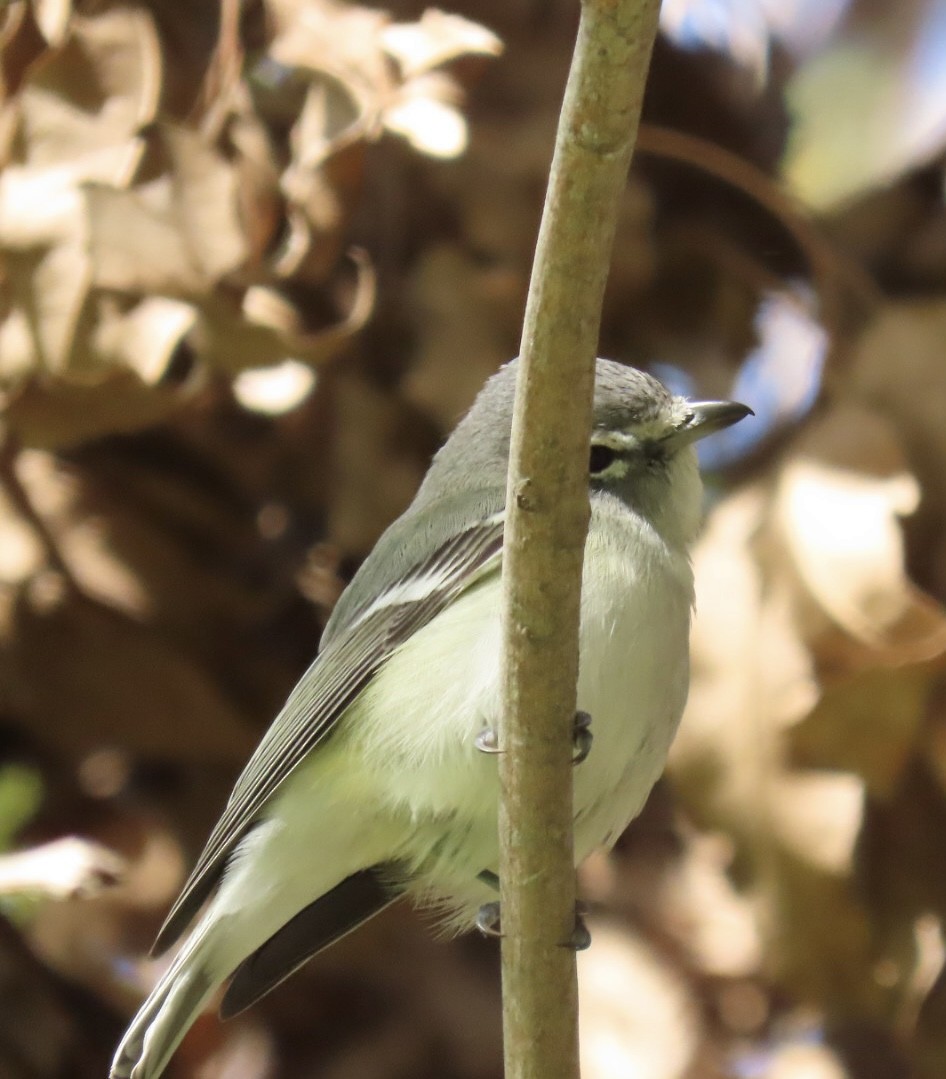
top-left (2, 1), bottom-right (946, 1077)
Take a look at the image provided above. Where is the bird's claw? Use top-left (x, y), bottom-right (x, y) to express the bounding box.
top-left (572, 711), bottom-right (593, 764)
top-left (474, 727), bottom-right (502, 754)
top-left (475, 897), bottom-right (591, 951)
top-left (562, 903), bottom-right (592, 951)
top-left (476, 712), bottom-right (591, 762)
top-left (476, 900), bottom-right (502, 939)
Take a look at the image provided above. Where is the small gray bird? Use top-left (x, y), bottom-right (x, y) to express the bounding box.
top-left (111, 358), bottom-right (750, 1079)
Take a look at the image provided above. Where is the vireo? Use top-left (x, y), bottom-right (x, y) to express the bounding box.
top-left (112, 357), bottom-right (751, 1079)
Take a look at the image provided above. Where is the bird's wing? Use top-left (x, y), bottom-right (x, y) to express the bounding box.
top-left (152, 513), bottom-right (504, 954)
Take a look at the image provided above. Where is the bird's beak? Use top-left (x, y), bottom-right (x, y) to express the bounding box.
top-left (665, 400), bottom-right (754, 450)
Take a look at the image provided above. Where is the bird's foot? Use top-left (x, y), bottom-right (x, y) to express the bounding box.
top-left (474, 897), bottom-right (592, 950)
top-left (564, 903), bottom-right (592, 951)
top-left (474, 727), bottom-right (502, 754)
top-left (572, 711), bottom-right (593, 764)
top-left (474, 712), bottom-right (592, 762)
top-left (476, 900), bottom-right (502, 939)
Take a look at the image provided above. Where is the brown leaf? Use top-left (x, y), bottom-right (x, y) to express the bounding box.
top-left (6, 369), bottom-right (183, 448)
top-left (578, 922), bottom-right (699, 1079)
top-left (31, 0), bottom-right (72, 48)
top-left (383, 73), bottom-right (469, 159)
top-left (672, 417), bottom-right (946, 1018)
top-left (326, 369), bottom-right (430, 555)
top-left (85, 123), bottom-right (248, 296)
top-left (0, 8), bottom-right (165, 385)
top-left (770, 405), bottom-right (946, 669)
top-left (267, 0), bottom-right (390, 99)
top-left (0, 2), bottom-right (47, 100)
top-left (88, 294), bottom-right (198, 386)
top-left (3, 591), bottom-right (255, 760)
top-left (232, 359), bottom-right (317, 415)
top-left (792, 666), bottom-right (942, 799)
top-left (0, 837), bottom-right (124, 900)
top-left (17, 7), bottom-right (160, 166)
top-left (3, 244), bottom-right (90, 375)
top-left (5, 448), bottom-right (148, 614)
top-left (196, 248), bottom-right (375, 372)
top-left (854, 300), bottom-right (946, 529)
top-left (279, 82), bottom-right (368, 278)
top-left (403, 244), bottom-right (520, 429)
top-left (380, 9), bottom-right (503, 80)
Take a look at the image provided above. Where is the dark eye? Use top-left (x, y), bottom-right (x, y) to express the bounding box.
top-left (589, 444), bottom-right (617, 475)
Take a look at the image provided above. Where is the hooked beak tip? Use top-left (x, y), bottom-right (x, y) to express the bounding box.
top-left (674, 400), bottom-right (754, 447)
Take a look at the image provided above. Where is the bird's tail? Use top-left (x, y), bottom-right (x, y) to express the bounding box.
top-left (110, 925), bottom-right (218, 1079)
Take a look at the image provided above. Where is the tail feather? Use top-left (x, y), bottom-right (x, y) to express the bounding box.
top-left (221, 866), bottom-right (401, 1018)
top-left (112, 805), bottom-right (397, 1078)
top-left (110, 934), bottom-right (218, 1079)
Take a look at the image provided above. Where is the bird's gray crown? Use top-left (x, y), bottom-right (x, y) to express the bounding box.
top-left (416, 357), bottom-right (674, 503)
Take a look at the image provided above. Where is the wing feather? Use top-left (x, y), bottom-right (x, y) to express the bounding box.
top-left (152, 516), bottom-right (503, 954)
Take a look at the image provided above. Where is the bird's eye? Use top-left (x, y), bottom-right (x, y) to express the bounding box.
top-left (589, 444), bottom-right (618, 475)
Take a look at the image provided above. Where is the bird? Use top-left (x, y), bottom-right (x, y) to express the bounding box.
top-left (111, 357), bottom-right (751, 1079)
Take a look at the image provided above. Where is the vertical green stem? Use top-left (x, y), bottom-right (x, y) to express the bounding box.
top-left (498, 2), bottom-right (662, 1077)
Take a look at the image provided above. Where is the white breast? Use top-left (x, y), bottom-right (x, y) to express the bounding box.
top-left (571, 497), bottom-right (693, 858)
top-left (357, 497), bottom-right (693, 869)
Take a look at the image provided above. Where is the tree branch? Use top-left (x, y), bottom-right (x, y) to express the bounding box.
top-left (498, 2), bottom-right (662, 1077)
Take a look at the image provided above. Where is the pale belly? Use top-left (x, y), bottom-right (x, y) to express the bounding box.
top-left (571, 518), bottom-right (692, 860)
top-left (346, 505), bottom-right (694, 920)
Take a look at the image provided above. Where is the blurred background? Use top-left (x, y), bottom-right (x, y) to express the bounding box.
top-left (1, 0), bottom-right (946, 1076)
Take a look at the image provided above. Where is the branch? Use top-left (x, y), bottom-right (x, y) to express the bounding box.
top-left (498, 2), bottom-right (662, 1077)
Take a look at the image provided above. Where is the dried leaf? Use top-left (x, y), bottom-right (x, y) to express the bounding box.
top-left (267, 0), bottom-right (389, 115)
top-left (0, 837), bottom-right (124, 900)
top-left (0, 487), bottom-right (44, 585)
top-left (0, 2), bottom-right (48, 100)
top-left (279, 82), bottom-right (367, 279)
top-left (769, 770), bottom-right (864, 873)
top-left (768, 1042), bottom-right (849, 1079)
top-left (232, 359), bottom-right (317, 415)
top-left (196, 248), bottom-right (375, 372)
top-left (85, 123), bottom-right (248, 295)
top-left (2, 593), bottom-right (255, 760)
top-left (18, 7), bottom-right (160, 166)
top-left (403, 244), bottom-right (520, 428)
top-left (9, 449), bottom-right (150, 614)
top-left (89, 295), bottom-right (198, 386)
top-left (381, 9), bottom-right (503, 79)
top-left (283, 76), bottom-right (371, 177)
top-left (6, 369), bottom-right (182, 448)
top-left (792, 667), bottom-right (940, 798)
top-left (0, 8), bottom-right (165, 386)
top-left (578, 922), bottom-right (698, 1079)
top-left (671, 832), bottom-right (763, 978)
top-left (673, 396), bottom-right (946, 1017)
top-left (31, 0), bottom-right (72, 48)
top-left (772, 406), bottom-right (946, 667)
top-left (383, 76), bottom-right (469, 159)
top-left (4, 243), bottom-right (90, 375)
